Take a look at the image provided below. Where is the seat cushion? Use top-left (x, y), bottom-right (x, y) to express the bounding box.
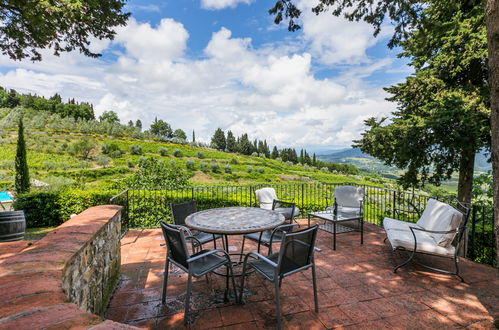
top-left (386, 227), bottom-right (455, 257)
top-left (244, 230), bottom-right (283, 245)
top-left (274, 206), bottom-right (300, 219)
top-left (334, 186), bottom-right (365, 208)
top-left (194, 231), bottom-right (221, 244)
top-left (383, 217), bottom-right (421, 232)
top-left (248, 253), bottom-right (279, 280)
top-left (189, 250), bottom-right (228, 277)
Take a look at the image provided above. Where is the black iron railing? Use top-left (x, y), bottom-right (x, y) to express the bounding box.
top-left (109, 182), bottom-right (496, 267)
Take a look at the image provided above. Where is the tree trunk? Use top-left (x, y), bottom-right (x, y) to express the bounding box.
top-left (457, 146), bottom-right (475, 204)
top-left (485, 0), bottom-right (499, 270)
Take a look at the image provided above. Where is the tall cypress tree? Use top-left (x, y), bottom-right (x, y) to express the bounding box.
top-left (15, 118), bottom-right (30, 194)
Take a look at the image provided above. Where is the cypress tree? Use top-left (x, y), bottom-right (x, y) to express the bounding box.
top-left (15, 118), bottom-right (30, 194)
top-left (192, 130), bottom-right (196, 142)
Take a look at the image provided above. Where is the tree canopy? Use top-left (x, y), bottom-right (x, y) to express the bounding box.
top-left (149, 118), bottom-right (173, 138)
top-left (211, 128), bottom-right (226, 150)
top-left (0, 0), bottom-right (129, 61)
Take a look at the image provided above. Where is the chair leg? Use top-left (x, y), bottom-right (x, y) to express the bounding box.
top-left (311, 264), bottom-right (319, 313)
top-left (239, 236), bottom-right (246, 262)
top-left (274, 278), bottom-right (282, 330)
top-left (394, 249), bottom-right (416, 273)
top-left (213, 234), bottom-right (217, 249)
top-left (227, 262), bottom-right (238, 303)
top-left (162, 258), bottom-right (170, 304)
top-left (184, 273), bottom-right (193, 325)
top-left (454, 256), bottom-right (464, 282)
top-left (383, 236), bottom-right (388, 243)
top-left (224, 265), bottom-right (230, 302)
top-left (239, 261), bottom-right (248, 302)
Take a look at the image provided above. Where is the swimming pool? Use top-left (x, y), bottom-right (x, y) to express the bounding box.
top-left (0, 191), bottom-right (13, 203)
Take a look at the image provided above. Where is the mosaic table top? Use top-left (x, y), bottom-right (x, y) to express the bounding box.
top-left (185, 207), bottom-right (285, 234)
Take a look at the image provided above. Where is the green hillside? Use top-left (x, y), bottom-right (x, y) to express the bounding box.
top-left (0, 130), bottom-right (393, 192)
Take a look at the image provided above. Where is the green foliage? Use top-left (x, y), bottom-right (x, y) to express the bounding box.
top-left (211, 128), bottom-right (226, 150)
top-left (185, 160), bottom-right (195, 170)
top-left (247, 166), bottom-right (253, 173)
top-left (226, 130), bottom-right (236, 152)
top-left (69, 139), bottom-right (95, 159)
top-left (473, 171), bottom-right (493, 204)
top-left (256, 167), bottom-right (265, 174)
top-left (169, 159), bottom-right (176, 167)
top-left (200, 162), bottom-right (209, 172)
top-left (0, 0), bottom-right (129, 61)
top-left (321, 167), bottom-right (329, 173)
top-left (95, 155), bottom-right (112, 167)
top-left (150, 118), bottom-right (172, 138)
top-left (158, 147), bottom-right (168, 156)
top-left (127, 160), bottom-right (135, 168)
top-left (173, 129), bottom-right (187, 140)
top-left (251, 152), bottom-right (259, 157)
top-left (15, 118), bottom-right (30, 194)
top-left (99, 111), bottom-right (120, 124)
top-left (102, 142), bottom-right (122, 156)
top-left (210, 162), bottom-right (220, 173)
top-left (196, 151), bottom-right (205, 159)
top-left (224, 164), bottom-right (232, 173)
top-left (230, 158), bottom-right (238, 165)
top-left (129, 144), bottom-right (142, 155)
top-left (173, 149), bottom-right (182, 157)
top-left (121, 157), bottom-right (188, 188)
top-left (13, 190), bottom-right (115, 227)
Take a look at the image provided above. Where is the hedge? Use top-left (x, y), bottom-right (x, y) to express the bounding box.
top-left (13, 189), bottom-right (116, 227)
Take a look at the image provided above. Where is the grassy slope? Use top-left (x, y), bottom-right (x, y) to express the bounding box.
top-left (0, 131), bottom-right (389, 190)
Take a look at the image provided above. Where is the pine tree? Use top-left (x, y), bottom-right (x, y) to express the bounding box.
top-left (271, 146), bottom-right (279, 159)
top-left (127, 120), bottom-right (134, 127)
top-left (211, 128), bottom-right (226, 150)
top-left (135, 119), bottom-right (142, 131)
top-left (15, 118), bottom-right (30, 194)
top-left (226, 130), bottom-right (236, 152)
top-left (312, 153), bottom-right (316, 166)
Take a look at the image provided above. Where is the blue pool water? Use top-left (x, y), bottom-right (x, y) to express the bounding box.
top-left (0, 191), bottom-right (13, 202)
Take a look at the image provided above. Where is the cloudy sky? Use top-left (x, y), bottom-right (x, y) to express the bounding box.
top-left (0, 0), bottom-right (411, 151)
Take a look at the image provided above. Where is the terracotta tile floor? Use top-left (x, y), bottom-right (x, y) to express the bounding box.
top-left (106, 220), bottom-right (499, 329)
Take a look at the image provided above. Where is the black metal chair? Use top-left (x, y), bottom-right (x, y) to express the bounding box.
top-left (239, 225), bottom-right (320, 329)
top-left (160, 222), bottom-right (237, 324)
top-left (171, 200), bottom-right (221, 249)
top-left (272, 199), bottom-right (299, 225)
top-left (239, 223), bottom-right (298, 260)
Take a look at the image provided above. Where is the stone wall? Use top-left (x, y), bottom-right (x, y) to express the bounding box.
top-left (0, 205), bottom-right (136, 329)
top-left (62, 206), bottom-right (121, 314)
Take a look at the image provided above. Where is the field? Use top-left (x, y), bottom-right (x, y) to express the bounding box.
top-left (0, 130), bottom-right (390, 192)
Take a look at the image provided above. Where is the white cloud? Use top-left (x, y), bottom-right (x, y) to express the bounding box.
top-left (0, 15), bottom-right (399, 148)
top-left (201, 0), bottom-right (253, 10)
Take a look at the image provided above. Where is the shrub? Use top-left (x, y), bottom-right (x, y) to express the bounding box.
top-left (120, 157), bottom-right (189, 189)
top-left (13, 190), bottom-right (115, 227)
top-left (224, 164), bottom-right (232, 173)
top-left (210, 162), bottom-right (220, 173)
top-left (43, 161), bottom-right (56, 171)
top-left (303, 165), bottom-right (310, 171)
top-left (158, 147), bottom-right (168, 156)
top-left (321, 167), bottom-right (329, 173)
top-left (230, 158), bottom-right (238, 165)
top-left (127, 160), bottom-right (135, 168)
top-left (186, 160), bottom-right (195, 170)
top-left (109, 150), bottom-right (122, 158)
top-left (257, 167), bottom-right (265, 174)
top-left (169, 159), bottom-right (176, 167)
top-left (200, 162), bottom-right (209, 172)
top-left (173, 149), bottom-right (182, 157)
top-left (196, 151), bottom-right (205, 159)
top-left (276, 157), bottom-right (282, 162)
top-left (68, 139), bottom-right (95, 159)
top-left (95, 155), bottom-right (112, 167)
top-left (251, 152), bottom-right (259, 157)
top-left (137, 156), bottom-right (148, 167)
top-left (130, 144), bottom-right (142, 155)
top-left (246, 166), bottom-right (253, 173)
top-left (285, 161), bottom-right (293, 167)
top-left (102, 142), bottom-right (122, 156)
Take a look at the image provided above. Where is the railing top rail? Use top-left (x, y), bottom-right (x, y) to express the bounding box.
top-left (109, 189), bottom-right (128, 203)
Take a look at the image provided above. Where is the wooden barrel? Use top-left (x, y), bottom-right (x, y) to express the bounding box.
top-left (0, 211), bottom-right (26, 242)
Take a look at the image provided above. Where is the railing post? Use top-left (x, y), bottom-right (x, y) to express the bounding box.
top-left (392, 191), bottom-right (397, 218)
top-left (301, 183), bottom-right (304, 211)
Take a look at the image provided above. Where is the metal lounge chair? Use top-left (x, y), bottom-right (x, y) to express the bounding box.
top-left (160, 222), bottom-right (238, 324)
top-left (239, 225), bottom-right (320, 329)
top-left (171, 200), bottom-right (221, 249)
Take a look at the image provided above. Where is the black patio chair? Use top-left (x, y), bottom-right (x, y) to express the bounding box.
top-left (238, 223), bottom-right (298, 261)
top-left (160, 222), bottom-right (238, 324)
top-left (272, 199), bottom-right (299, 225)
top-left (239, 225), bottom-right (320, 329)
top-left (171, 200), bottom-right (221, 249)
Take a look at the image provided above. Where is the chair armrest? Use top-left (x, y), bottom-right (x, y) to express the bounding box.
top-left (170, 224), bottom-right (193, 236)
top-left (243, 251), bottom-right (278, 268)
top-left (186, 249), bottom-right (230, 263)
top-left (269, 223), bottom-right (299, 253)
top-left (185, 235), bottom-right (203, 248)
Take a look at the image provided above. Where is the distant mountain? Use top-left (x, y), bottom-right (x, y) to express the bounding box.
top-left (318, 148), bottom-right (492, 174)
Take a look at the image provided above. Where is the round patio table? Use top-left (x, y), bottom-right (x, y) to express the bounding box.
top-left (185, 206), bottom-right (285, 235)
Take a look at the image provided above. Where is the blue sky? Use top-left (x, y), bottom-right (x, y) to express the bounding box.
top-left (0, 0), bottom-right (411, 151)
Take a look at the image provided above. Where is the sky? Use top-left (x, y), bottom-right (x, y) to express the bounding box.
top-left (0, 0), bottom-right (412, 152)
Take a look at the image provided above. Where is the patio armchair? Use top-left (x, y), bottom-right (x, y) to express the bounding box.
top-left (383, 198), bottom-right (470, 281)
top-left (255, 187), bottom-right (300, 224)
top-left (239, 225), bottom-right (319, 329)
top-left (171, 200), bottom-right (221, 249)
top-left (160, 222), bottom-right (238, 324)
top-left (239, 223), bottom-right (298, 260)
top-left (326, 185), bottom-right (364, 229)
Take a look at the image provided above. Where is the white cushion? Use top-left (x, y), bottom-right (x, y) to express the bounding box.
top-left (255, 188), bottom-right (278, 210)
top-left (383, 217), bottom-right (422, 232)
top-left (416, 199), bottom-right (463, 247)
top-left (334, 186), bottom-right (364, 208)
top-left (386, 226), bottom-right (456, 257)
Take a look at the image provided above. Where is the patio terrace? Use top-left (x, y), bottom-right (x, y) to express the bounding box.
top-left (106, 219), bottom-right (499, 329)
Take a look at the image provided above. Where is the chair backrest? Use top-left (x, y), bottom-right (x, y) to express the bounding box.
top-left (160, 221), bottom-right (189, 268)
top-left (276, 225), bottom-right (318, 276)
top-left (272, 199), bottom-right (296, 220)
top-left (255, 188), bottom-right (278, 210)
top-left (334, 186), bottom-right (364, 208)
top-left (171, 200), bottom-right (197, 226)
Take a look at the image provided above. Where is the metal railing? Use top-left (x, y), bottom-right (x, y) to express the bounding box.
top-left (109, 182), bottom-right (496, 267)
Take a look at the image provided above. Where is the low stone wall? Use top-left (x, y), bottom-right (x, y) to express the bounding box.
top-left (0, 205), bottom-right (136, 329)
